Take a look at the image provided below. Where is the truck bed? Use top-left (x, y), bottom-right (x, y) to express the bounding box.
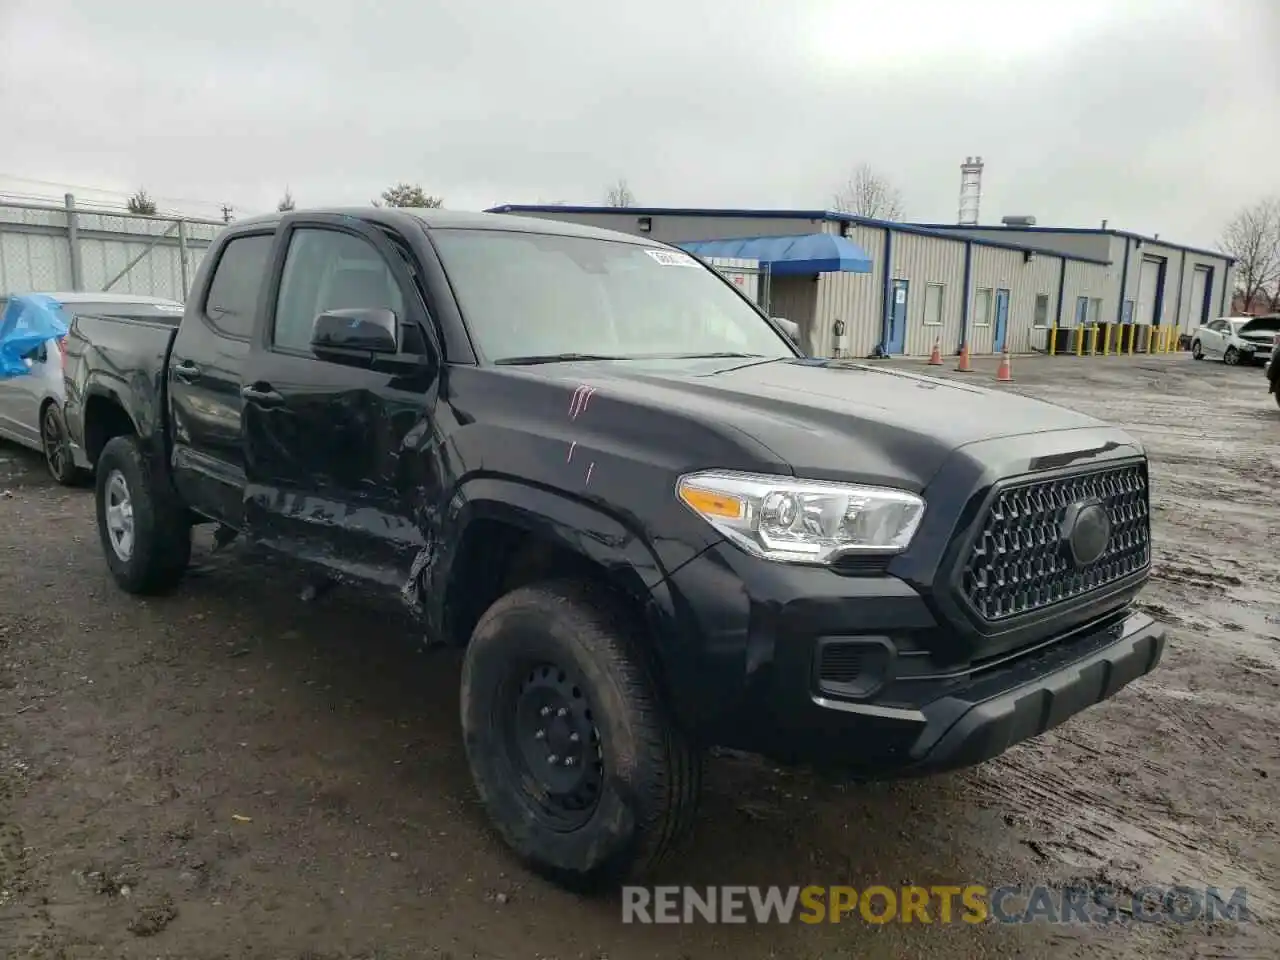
top-left (62, 312), bottom-right (180, 468)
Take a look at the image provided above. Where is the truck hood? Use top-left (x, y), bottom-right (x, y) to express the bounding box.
top-left (535, 357), bottom-right (1106, 490)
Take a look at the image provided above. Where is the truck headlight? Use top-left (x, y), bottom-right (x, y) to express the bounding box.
top-left (676, 471), bottom-right (925, 565)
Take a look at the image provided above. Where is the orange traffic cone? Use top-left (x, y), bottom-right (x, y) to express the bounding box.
top-left (927, 337), bottom-right (943, 365)
top-left (955, 343), bottom-right (974, 372)
top-left (995, 348), bottom-right (1013, 382)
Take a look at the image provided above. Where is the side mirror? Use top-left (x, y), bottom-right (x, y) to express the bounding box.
top-left (773, 317), bottom-right (801, 344)
top-left (311, 308), bottom-right (398, 355)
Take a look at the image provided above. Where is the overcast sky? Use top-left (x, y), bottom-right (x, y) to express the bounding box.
top-left (1, 0), bottom-right (1276, 247)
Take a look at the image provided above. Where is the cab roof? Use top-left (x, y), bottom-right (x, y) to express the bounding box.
top-left (228, 207), bottom-right (658, 247)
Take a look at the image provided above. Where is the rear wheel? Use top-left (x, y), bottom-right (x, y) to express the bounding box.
top-left (460, 580), bottom-right (701, 890)
top-left (95, 435), bottom-right (191, 594)
top-left (40, 402), bottom-right (83, 486)
top-left (1224, 346), bottom-right (1240, 366)
top-left (1191, 340), bottom-right (1203, 360)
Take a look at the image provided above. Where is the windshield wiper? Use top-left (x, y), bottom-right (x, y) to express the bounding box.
top-left (494, 353), bottom-right (630, 365)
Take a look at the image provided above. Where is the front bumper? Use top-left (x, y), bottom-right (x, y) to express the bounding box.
top-left (659, 543), bottom-right (1165, 776)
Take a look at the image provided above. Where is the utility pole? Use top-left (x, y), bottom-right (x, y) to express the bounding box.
top-left (220, 203), bottom-right (234, 223)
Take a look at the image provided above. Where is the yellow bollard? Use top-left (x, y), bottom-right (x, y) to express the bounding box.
top-left (1049, 325), bottom-right (1057, 357)
top-left (1103, 324), bottom-right (1111, 356)
top-left (1075, 326), bottom-right (1084, 357)
top-left (1146, 326), bottom-right (1154, 354)
top-left (1089, 324), bottom-right (1099, 356)
top-left (1128, 325), bottom-right (1135, 355)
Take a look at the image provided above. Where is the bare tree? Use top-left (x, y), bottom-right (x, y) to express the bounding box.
top-left (126, 189), bottom-right (157, 215)
top-left (1219, 198), bottom-right (1280, 313)
top-left (832, 164), bottom-right (905, 220)
top-left (277, 188), bottom-right (296, 212)
top-left (372, 183), bottom-right (444, 208)
top-left (605, 178), bottom-right (636, 208)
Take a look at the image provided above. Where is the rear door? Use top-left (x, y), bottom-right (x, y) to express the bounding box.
top-left (239, 214), bottom-right (442, 590)
top-left (168, 230), bottom-right (276, 525)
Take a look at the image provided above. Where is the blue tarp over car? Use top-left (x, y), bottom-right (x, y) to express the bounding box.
top-left (0, 294), bottom-right (69, 378)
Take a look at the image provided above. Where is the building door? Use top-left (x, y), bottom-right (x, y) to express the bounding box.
top-left (886, 279), bottom-right (908, 354)
top-left (993, 288), bottom-right (1010, 353)
top-left (1075, 296), bottom-right (1089, 326)
top-left (1188, 266), bottom-right (1212, 332)
top-left (1136, 257), bottom-right (1164, 326)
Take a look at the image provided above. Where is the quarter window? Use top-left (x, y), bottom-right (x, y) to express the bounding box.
top-left (203, 234), bottom-right (273, 339)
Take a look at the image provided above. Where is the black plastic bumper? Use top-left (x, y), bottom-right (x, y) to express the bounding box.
top-left (658, 543), bottom-right (1166, 776)
top-left (893, 609), bottom-right (1164, 775)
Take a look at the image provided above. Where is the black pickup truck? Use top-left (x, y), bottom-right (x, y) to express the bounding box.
top-left (62, 207), bottom-right (1165, 888)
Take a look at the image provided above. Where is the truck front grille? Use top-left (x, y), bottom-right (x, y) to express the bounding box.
top-left (961, 462), bottom-right (1150, 622)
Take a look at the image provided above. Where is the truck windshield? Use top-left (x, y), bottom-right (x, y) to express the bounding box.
top-left (429, 228), bottom-right (796, 363)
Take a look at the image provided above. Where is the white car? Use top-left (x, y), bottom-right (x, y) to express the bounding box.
top-left (0, 291), bottom-right (184, 484)
top-left (1190, 315), bottom-right (1280, 366)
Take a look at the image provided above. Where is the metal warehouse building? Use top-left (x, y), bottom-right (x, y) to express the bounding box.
top-left (486, 205), bottom-right (1235, 359)
top-left (916, 222), bottom-right (1235, 340)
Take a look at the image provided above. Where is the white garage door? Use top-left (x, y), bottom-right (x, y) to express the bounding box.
top-left (1135, 258), bottom-right (1163, 326)
top-left (1187, 266), bottom-right (1210, 332)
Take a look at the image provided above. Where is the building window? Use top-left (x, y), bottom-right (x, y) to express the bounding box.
top-left (1033, 293), bottom-right (1050, 328)
top-left (974, 287), bottom-right (992, 327)
top-left (923, 282), bottom-right (944, 326)
top-left (1088, 297), bottom-right (1102, 325)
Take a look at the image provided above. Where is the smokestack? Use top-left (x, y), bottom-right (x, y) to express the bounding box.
top-left (958, 156), bottom-right (984, 225)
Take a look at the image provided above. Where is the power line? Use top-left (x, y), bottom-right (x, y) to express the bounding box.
top-left (0, 171), bottom-right (256, 215)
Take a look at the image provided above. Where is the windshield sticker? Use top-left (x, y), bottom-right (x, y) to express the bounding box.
top-left (645, 249), bottom-right (701, 268)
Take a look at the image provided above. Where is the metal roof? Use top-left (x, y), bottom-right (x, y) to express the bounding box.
top-left (910, 222), bottom-right (1232, 263)
top-left (484, 205), bottom-right (1113, 265)
top-left (679, 234), bottom-right (873, 276)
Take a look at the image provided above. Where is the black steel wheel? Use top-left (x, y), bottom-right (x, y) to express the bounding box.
top-left (505, 661), bottom-right (604, 831)
top-left (461, 579), bottom-right (702, 889)
top-left (41, 403), bottom-right (81, 486)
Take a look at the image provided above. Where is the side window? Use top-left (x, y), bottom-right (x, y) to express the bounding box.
top-left (203, 234), bottom-right (273, 338)
top-left (273, 229), bottom-right (405, 353)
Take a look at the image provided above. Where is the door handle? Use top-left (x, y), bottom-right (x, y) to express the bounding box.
top-left (172, 360), bottom-right (202, 383)
top-left (241, 384), bottom-right (285, 408)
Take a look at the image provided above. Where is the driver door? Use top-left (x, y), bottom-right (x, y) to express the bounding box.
top-left (239, 215), bottom-right (443, 591)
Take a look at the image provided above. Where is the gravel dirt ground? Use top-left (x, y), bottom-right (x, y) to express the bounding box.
top-left (1, 352), bottom-right (1277, 959)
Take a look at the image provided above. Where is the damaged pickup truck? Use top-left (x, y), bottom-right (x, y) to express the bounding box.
top-left (62, 208), bottom-right (1165, 888)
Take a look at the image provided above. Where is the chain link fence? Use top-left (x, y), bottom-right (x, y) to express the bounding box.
top-left (0, 195), bottom-right (224, 302)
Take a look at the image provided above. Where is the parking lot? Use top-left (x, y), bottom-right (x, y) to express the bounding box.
top-left (1, 352), bottom-right (1277, 959)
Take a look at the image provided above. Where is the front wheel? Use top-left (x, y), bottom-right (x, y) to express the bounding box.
top-left (460, 580), bottom-right (702, 890)
top-left (1224, 346), bottom-right (1241, 366)
top-left (1191, 340), bottom-right (1203, 360)
top-left (95, 435), bottom-right (191, 594)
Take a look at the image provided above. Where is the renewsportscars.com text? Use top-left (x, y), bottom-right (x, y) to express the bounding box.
top-left (621, 884), bottom-right (1251, 925)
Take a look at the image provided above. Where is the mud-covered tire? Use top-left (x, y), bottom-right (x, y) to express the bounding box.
top-left (95, 435), bottom-right (191, 595)
top-left (460, 579), bottom-right (702, 890)
top-left (1191, 340), bottom-right (1203, 360)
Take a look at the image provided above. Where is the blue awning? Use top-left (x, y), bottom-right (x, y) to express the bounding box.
top-left (678, 233), bottom-right (874, 277)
